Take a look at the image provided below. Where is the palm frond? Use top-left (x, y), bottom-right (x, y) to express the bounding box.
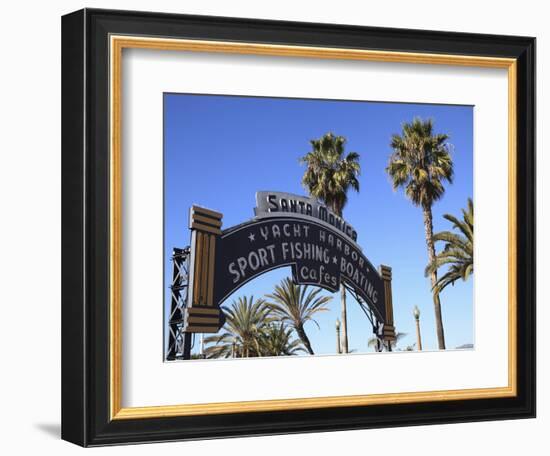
top-left (426, 199), bottom-right (474, 293)
top-left (265, 277), bottom-right (331, 354)
top-left (386, 117), bottom-right (454, 208)
top-left (300, 132), bottom-right (361, 215)
top-left (203, 295), bottom-right (271, 358)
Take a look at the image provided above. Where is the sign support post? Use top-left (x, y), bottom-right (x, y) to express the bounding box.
top-left (379, 265), bottom-right (397, 350)
top-left (185, 206), bottom-right (224, 335)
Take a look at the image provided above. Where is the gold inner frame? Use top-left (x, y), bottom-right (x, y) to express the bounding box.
top-left (109, 35), bottom-right (517, 420)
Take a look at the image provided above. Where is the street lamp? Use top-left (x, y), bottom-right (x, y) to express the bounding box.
top-left (199, 333), bottom-right (205, 359)
top-left (335, 319), bottom-right (342, 354)
top-left (413, 305), bottom-right (423, 351)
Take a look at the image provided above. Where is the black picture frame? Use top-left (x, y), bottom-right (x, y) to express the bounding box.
top-left (62, 8), bottom-right (535, 447)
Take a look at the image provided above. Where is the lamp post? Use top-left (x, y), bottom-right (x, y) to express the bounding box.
top-left (335, 319), bottom-right (342, 354)
top-left (199, 333), bottom-right (205, 359)
top-left (413, 306), bottom-right (423, 351)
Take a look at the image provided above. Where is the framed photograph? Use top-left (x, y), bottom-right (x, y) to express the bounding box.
top-left (61, 8), bottom-right (535, 447)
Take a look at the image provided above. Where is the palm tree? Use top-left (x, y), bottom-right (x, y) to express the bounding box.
top-left (204, 296), bottom-right (271, 359)
top-left (386, 117), bottom-right (453, 350)
top-left (426, 198), bottom-right (473, 294)
top-left (256, 323), bottom-right (306, 356)
top-left (300, 132), bottom-right (360, 353)
top-left (266, 277), bottom-right (332, 355)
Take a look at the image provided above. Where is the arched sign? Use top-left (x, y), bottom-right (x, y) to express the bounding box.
top-left (182, 192), bottom-right (395, 344)
top-left (215, 217), bottom-right (384, 319)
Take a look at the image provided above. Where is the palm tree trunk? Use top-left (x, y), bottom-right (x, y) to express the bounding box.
top-left (340, 284), bottom-right (349, 353)
top-left (333, 205), bottom-right (350, 355)
top-left (422, 203), bottom-right (446, 350)
top-left (296, 324), bottom-right (315, 355)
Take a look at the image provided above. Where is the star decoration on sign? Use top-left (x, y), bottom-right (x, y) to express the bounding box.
top-left (333, 256), bottom-right (338, 264)
top-left (248, 232), bottom-right (255, 242)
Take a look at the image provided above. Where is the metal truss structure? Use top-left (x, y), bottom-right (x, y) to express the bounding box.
top-left (166, 247), bottom-right (193, 361)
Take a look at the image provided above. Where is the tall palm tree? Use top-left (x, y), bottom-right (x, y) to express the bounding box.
top-left (386, 117), bottom-right (454, 349)
top-left (300, 132), bottom-right (360, 353)
top-left (204, 296), bottom-right (271, 359)
top-left (256, 323), bottom-right (306, 357)
top-left (426, 198), bottom-right (473, 294)
top-left (266, 277), bottom-right (331, 355)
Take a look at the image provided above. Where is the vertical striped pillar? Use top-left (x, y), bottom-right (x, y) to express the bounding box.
top-left (379, 265), bottom-right (397, 343)
top-left (184, 206), bottom-right (223, 333)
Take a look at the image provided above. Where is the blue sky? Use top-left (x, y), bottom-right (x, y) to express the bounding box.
top-left (164, 93), bottom-right (473, 356)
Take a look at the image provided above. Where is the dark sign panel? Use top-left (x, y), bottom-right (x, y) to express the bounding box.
top-left (213, 216), bottom-right (386, 321)
top-left (255, 191), bottom-right (359, 243)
